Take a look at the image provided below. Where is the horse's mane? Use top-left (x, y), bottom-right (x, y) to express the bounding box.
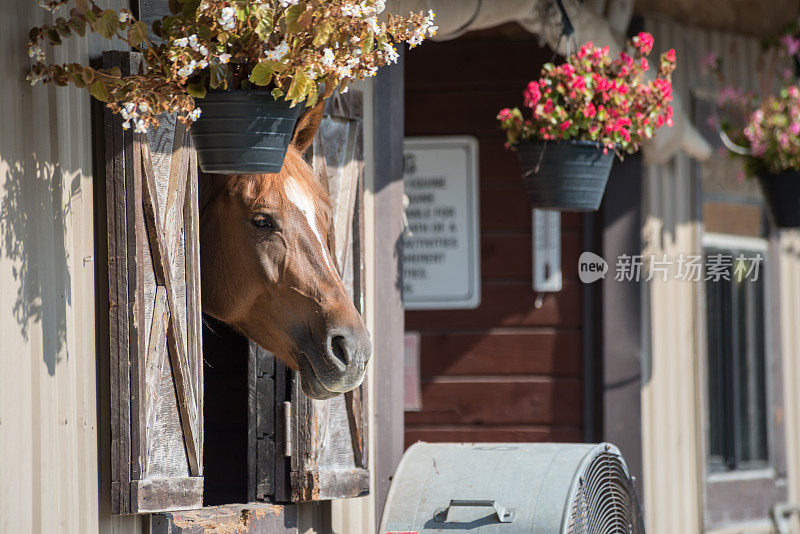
top-left (198, 146), bottom-right (333, 235)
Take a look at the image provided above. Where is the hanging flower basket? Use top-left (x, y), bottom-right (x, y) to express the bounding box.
top-left (497, 33), bottom-right (676, 211)
top-left (517, 140), bottom-right (615, 211)
top-left (191, 91), bottom-right (302, 174)
top-left (757, 171), bottom-right (800, 228)
top-left (26, 0), bottom-right (438, 172)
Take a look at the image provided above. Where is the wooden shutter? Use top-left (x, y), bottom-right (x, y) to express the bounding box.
top-left (105, 51), bottom-right (204, 514)
top-left (248, 91), bottom-right (368, 502)
top-left (290, 91), bottom-right (369, 501)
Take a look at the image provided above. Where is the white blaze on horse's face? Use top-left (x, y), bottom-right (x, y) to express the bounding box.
top-left (284, 175), bottom-right (338, 276)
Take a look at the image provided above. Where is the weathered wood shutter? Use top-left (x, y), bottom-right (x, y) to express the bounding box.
top-left (105, 51), bottom-right (204, 514)
top-left (248, 91), bottom-right (368, 502)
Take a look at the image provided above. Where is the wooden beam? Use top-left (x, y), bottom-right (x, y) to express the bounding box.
top-left (137, 132), bottom-right (200, 476)
top-left (373, 45), bottom-right (406, 524)
top-left (151, 503), bottom-right (298, 534)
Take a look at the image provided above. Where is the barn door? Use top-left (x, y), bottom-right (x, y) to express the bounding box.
top-left (104, 51), bottom-right (204, 514)
top-left (248, 91), bottom-right (368, 502)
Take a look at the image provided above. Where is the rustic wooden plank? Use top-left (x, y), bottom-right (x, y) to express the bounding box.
top-left (131, 477), bottom-right (203, 513)
top-left (138, 134), bottom-right (200, 476)
top-left (143, 286), bottom-right (169, 476)
top-left (151, 503), bottom-right (298, 534)
top-left (481, 232), bottom-right (582, 280)
top-left (105, 49), bottom-right (142, 515)
top-left (404, 378), bottom-right (583, 426)
top-left (344, 388), bottom-right (364, 468)
top-left (131, 97), bottom-right (149, 486)
top-left (417, 330), bottom-right (582, 377)
top-left (403, 426), bottom-right (584, 448)
top-left (404, 38), bottom-right (553, 92)
top-left (405, 281), bottom-right (582, 330)
top-left (256, 368), bottom-right (276, 438)
top-left (405, 88), bottom-right (525, 137)
top-left (247, 342), bottom-right (258, 502)
top-left (184, 144), bottom-right (203, 473)
top-left (323, 90), bottom-right (363, 121)
top-left (314, 468), bottom-right (369, 501)
top-left (256, 436), bottom-right (276, 500)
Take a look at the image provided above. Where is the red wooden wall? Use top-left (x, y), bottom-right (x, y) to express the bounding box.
top-left (403, 33), bottom-right (584, 447)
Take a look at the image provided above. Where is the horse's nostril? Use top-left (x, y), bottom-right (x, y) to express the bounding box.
top-left (329, 335), bottom-right (349, 368)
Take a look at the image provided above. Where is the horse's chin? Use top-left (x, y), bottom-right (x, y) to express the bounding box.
top-left (297, 353), bottom-right (340, 400)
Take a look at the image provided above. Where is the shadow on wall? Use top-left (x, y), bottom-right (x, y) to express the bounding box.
top-left (0, 156), bottom-right (72, 375)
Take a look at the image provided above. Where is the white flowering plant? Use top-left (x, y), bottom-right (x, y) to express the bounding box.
top-left (28, 0), bottom-right (436, 133)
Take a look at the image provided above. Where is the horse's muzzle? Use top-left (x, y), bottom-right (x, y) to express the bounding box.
top-left (299, 324), bottom-right (371, 399)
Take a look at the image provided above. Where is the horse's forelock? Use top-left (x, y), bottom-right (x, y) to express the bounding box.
top-left (221, 146), bottom-right (332, 230)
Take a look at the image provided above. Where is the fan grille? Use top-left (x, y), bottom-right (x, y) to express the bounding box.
top-left (566, 447), bottom-right (645, 534)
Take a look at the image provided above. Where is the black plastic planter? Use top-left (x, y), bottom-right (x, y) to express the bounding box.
top-left (191, 90), bottom-right (303, 174)
top-left (516, 140), bottom-right (615, 211)
top-left (757, 170), bottom-right (800, 228)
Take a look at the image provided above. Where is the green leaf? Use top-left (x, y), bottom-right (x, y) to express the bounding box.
top-left (271, 87), bottom-right (284, 100)
top-left (82, 66), bottom-right (95, 83)
top-left (168, 0), bottom-right (181, 14)
top-left (182, 0), bottom-right (200, 19)
top-left (284, 2), bottom-right (306, 34)
top-left (55, 18), bottom-right (71, 37)
top-left (197, 25), bottom-right (212, 41)
top-left (305, 83), bottom-right (318, 107)
top-left (95, 9), bottom-right (119, 39)
top-left (248, 62), bottom-right (273, 86)
top-left (187, 83), bottom-right (207, 98)
top-left (72, 73), bottom-right (87, 88)
top-left (312, 21), bottom-right (333, 47)
top-left (209, 64), bottom-right (228, 90)
top-left (127, 20), bottom-right (147, 47)
top-left (255, 13), bottom-right (274, 40)
top-left (286, 70), bottom-right (310, 103)
top-left (45, 27), bottom-right (62, 44)
top-left (85, 9), bottom-right (97, 22)
top-left (68, 16), bottom-right (86, 36)
top-left (89, 81), bottom-right (110, 102)
top-left (363, 33), bottom-right (374, 54)
top-left (161, 16), bottom-right (176, 35)
top-left (151, 19), bottom-right (161, 37)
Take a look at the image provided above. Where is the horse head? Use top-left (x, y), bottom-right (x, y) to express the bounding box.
top-left (199, 103), bottom-right (371, 399)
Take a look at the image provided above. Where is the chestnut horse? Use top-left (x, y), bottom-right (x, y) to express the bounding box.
top-left (198, 104), bottom-right (370, 399)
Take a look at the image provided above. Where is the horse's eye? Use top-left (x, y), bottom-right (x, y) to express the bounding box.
top-left (251, 213), bottom-right (277, 232)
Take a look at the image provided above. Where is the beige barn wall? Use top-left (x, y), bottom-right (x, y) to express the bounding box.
top-left (643, 18), bottom-right (797, 534)
top-left (780, 230), bottom-right (800, 528)
top-left (0, 1), bottom-right (143, 533)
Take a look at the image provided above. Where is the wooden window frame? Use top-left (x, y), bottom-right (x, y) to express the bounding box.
top-left (698, 235), bottom-right (788, 528)
top-left (103, 53), bottom-right (370, 529)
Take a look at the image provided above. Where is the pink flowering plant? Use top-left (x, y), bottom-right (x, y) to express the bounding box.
top-left (497, 32), bottom-right (676, 156)
top-left (27, 0), bottom-right (437, 133)
top-left (743, 86), bottom-right (800, 174)
top-left (706, 23), bottom-right (800, 175)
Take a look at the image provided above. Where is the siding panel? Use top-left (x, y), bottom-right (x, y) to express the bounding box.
top-left (0, 1), bottom-right (143, 533)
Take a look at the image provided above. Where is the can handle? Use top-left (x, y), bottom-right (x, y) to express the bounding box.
top-left (433, 500), bottom-right (516, 523)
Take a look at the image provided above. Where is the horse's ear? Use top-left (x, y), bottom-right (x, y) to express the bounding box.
top-left (290, 100), bottom-right (325, 153)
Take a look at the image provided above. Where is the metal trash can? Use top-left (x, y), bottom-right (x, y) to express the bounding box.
top-left (379, 442), bottom-right (644, 534)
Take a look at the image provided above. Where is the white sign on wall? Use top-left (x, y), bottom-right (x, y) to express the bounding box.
top-left (403, 136), bottom-right (480, 310)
